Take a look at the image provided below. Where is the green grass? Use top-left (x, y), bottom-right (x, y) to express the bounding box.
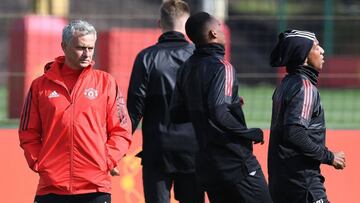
top-left (0, 84), bottom-right (359, 129)
top-left (229, 0), bottom-right (321, 15)
top-left (0, 86), bottom-right (19, 128)
top-left (320, 88), bottom-right (360, 129)
top-left (239, 84), bottom-right (360, 129)
top-left (240, 84), bottom-right (273, 128)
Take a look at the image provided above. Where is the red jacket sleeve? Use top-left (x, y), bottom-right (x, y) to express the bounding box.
top-left (106, 77), bottom-right (132, 170)
top-left (18, 83), bottom-right (42, 172)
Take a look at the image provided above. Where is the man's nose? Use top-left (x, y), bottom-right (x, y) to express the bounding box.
top-left (83, 48), bottom-right (91, 56)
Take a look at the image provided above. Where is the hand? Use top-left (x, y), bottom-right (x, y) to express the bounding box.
top-left (110, 167), bottom-right (120, 176)
top-left (332, 151), bottom-right (346, 170)
top-left (239, 96), bottom-right (245, 106)
top-left (251, 128), bottom-right (264, 145)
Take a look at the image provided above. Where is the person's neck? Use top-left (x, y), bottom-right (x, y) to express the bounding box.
top-left (64, 60), bottom-right (83, 71)
top-left (162, 28), bottom-right (185, 35)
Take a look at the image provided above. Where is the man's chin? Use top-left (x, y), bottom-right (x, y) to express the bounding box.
top-left (80, 63), bottom-right (90, 68)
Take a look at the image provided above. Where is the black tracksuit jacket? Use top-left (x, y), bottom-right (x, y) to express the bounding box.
top-left (170, 43), bottom-right (264, 188)
top-left (268, 65), bottom-right (334, 200)
top-left (127, 31), bottom-right (198, 173)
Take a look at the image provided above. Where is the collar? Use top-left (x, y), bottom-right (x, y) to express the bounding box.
top-left (158, 31), bottom-right (188, 43)
top-left (288, 65), bottom-right (319, 85)
top-left (194, 43), bottom-right (225, 58)
top-left (44, 56), bottom-right (93, 83)
top-left (62, 62), bottom-right (83, 75)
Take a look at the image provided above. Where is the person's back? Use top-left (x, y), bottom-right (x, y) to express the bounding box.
top-left (129, 34), bottom-right (195, 159)
top-left (176, 43), bottom-right (257, 185)
top-left (171, 12), bottom-right (272, 203)
top-left (127, 1), bottom-right (203, 203)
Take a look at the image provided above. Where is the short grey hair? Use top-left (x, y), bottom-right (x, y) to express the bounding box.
top-left (62, 20), bottom-right (97, 45)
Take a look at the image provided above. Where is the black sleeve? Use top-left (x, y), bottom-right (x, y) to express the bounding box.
top-left (207, 62), bottom-right (263, 142)
top-left (127, 52), bottom-right (149, 133)
top-left (285, 124), bottom-right (334, 165)
top-left (210, 103), bottom-right (263, 142)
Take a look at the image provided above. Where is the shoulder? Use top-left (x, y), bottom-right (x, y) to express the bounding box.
top-left (30, 74), bottom-right (48, 89)
top-left (155, 41), bottom-right (194, 54)
top-left (137, 44), bottom-right (160, 58)
top-left (131, 45), bottom-right (162, 67)
top-left (297, 75), bottom-right (315, 93)
top-left (91, 69), bottom-right (116, 83)
top-left (285, 74), bottom-right (316, 98)
top-left (210, 58), bottom-right (233, 73)
top-left (291, 74), bottom-right (304, 85)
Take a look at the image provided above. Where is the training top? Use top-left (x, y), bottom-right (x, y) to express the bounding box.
top-left (19, 56), bottom-right (132, 195)
top-left (170, 43), bottom-right (264, 189)
top-left (127, 31), bottom-right (198, 173)
top-left (268, 65), bottom-right (334, 184)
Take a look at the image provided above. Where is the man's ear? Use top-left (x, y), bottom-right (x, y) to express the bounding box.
top-left (157, 19), bottom-right (162, 29)
top-left (209, 29), bottom-right (217, 40)
top-left (61, 42), bottom-right (66, 52)
top-left (303, 57), bottom-right (308, 65)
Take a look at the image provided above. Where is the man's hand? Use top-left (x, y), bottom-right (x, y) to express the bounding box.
top-left (332, 151), bottom-right (346, 170)
top-left (239, 96), bottom-right (245, 106)
top-left (110, 167), bottom-right (120, 176)
top-left (251, 128), bottom-right (264, 145)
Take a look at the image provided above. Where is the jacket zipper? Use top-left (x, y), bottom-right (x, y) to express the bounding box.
top-left (69, 69), bottom-right (87, 193)
top-left (69, 100), bottom-right (74, 192)
top-left (45, 64), bottom-right (90, 193)
top-left (48, 78), bottom-right (73, 192)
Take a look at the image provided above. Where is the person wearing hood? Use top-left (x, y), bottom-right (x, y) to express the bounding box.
top-left (268, 30), bottom-right (346, 203)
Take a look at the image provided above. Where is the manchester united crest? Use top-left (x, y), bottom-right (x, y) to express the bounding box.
top-left (84, 88), bottom-right (98, 100)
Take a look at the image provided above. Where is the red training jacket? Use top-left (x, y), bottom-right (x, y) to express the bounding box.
top-left (19, 56), bottom-right (132, 195)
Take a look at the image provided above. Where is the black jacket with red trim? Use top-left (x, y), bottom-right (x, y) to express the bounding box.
top-left (268, 65), bottom-right (334, 183)
top-left (170, 43), bottom-right (264, 188)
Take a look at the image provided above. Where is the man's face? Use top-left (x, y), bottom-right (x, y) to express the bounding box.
top-left (62, 32), bottom-right (96, 70)
top-left (307, 40), bottom-right (325, 71)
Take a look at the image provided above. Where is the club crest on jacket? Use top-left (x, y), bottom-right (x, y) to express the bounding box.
top-left (84, 88), bottom-right (98, 100)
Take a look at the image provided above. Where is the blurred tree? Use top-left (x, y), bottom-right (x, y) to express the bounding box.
top-left (33, 0), bottom-right (69, 17)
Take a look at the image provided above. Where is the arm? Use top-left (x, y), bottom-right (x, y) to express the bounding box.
top-left (18, 84), bottom-right (42, 172)
top-left (285, 125), bottom-right (346, 169)
top-left (207, 61), bottom-right (263, 143)
top-left (106, 79), bottom-right (132, 171)
top-left (283, 79), bottom-right (341, 166)
top-left (127, 53), bottom-right (149, 133)
top-left (285, 124), bottom-right (334, 164)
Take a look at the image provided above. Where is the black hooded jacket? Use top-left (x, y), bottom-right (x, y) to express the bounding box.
top-left (127, 31), bottom-right (197, 173)
top-left (170, 43), bottom-right (264, 188)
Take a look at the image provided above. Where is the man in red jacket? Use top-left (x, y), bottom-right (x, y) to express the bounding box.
top-left (18, 20), bottom-right (132, 203)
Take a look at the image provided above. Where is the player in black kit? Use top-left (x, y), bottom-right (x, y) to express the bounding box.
top-left (170, 12), bottom-right (272, 203)
top-left (268, 30), bottom-right (346, 203)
